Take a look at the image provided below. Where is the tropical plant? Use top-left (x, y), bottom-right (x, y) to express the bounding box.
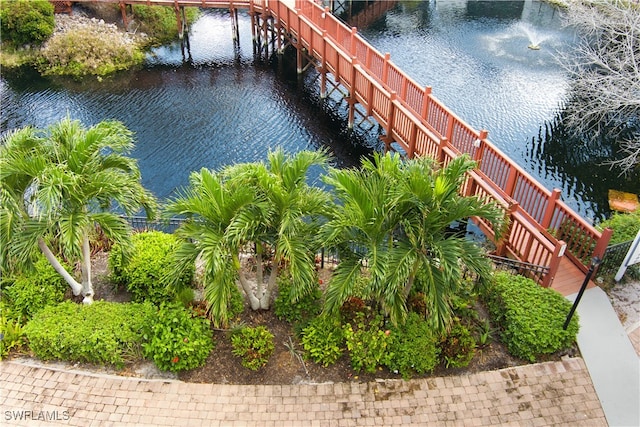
top-left (230, 326), bottom-right (275, 370)
top-left (1, 256), bottom-right (68, 321)
top-left (300, 315), bottom-right (344, 366)
top-left (24, 300), bottom-right (156, 368)
top-left (109, 230), bottom-right (194, 305)
top-left (165, 149), bottom-right (331, 327)
top-left (482, 271), bottom-right (579, 362)
top-left (386, 312), bottom-right (439, 379)
top-left (142, 303), bottom-right (214, 372)
top-left (0, 117), bottom-right (157, 303)
top-left (321, 153), bottom-right (505, 331)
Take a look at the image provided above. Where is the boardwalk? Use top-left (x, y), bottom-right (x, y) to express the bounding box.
top-left (0, 357), bottom-right (606, 426)
top-left (54, 0), bottom-right (611, 290)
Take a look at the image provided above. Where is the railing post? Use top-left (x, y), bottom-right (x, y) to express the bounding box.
top-left (504, 166), bottom-right (518, 197)
top-left (592, 227), bottom-right (613, 264)
top-left (382, 91), bottom-right (397, 152)
top-left (382, 52), bottom-right (390, 84)
top-left (350, 27), bottom-right (358, 56)
top-left (437, 137), bottom-right (448, 164)
top-left (495, 202), bottom-right (518, 257)
top-left (542, 240), bottom-right (567, 288)
top-left (541, 188), bottom-right (561, 229)
top-left (473, 130), bottom-right (487, 168)
top-left (445, 114), bottom-right (455, 143)
top-left (408, 123), bottom-right (418, 159)
top-left (421, 86), bottom-right (432, 120)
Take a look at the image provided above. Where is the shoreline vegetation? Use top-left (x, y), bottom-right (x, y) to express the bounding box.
top-left (0, 1), bottom-right (198, 79)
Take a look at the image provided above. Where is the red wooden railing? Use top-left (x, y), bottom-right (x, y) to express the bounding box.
top-left (56, 0), bottom-right (611, 286)
top-left (268, 0), bottom-right (611, 284)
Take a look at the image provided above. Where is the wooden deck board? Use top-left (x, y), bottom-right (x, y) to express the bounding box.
top-left (550, 257), bottom-right (596, 296)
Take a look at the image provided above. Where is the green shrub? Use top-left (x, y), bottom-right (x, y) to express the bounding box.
top-left (300, 315), bottom-right (344, 366)
top-left (24, 301), bottom-right (155, 368)
top-left (1, 257), bottom-right (68, 321)
top-left (274, 277), bottom-right (321, 324)
top-left (37, 26), bottom-right (145, 78)
top-left (109, 231), bottom-right (194, 305)
top-left (439, 321), bottom-right (476, 368)
top-left (230, 326), bottom-right (274, 370)
top-left (386, 313), bottom-right (439, 379)
top-left (343, 313), bottom-right (393, 373)
top-left (0, 312), bottom-right (26, 359)
top-left (142, 303), bottom-right (214, 372)
top-left (132, 5), bottom-right (199, 45)
top-left (598, 211), bottom-right (640, 244)
top-left (482, 271), bottom-right (579, 362)
top-left (0, 0), bottom-right (54, 47)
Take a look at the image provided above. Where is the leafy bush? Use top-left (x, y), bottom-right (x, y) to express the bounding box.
top-left (300, 315), bottom-right (344, 366)
top-left (386, 313), bottom-right (439, 379)
top-left (24, 301), bottom-right (155, 368)
top-left (0, 312), bottom-right (26, 359)
top-left (230, 326), bottom-right (274, 370)
top-left (274, 277), bottom-right (321, 324)
top-left (37, 25), bottom-right (145, 78)
top-left (439, 321), bottom-right (476, 368)
top-left (109, 231), bottom-right (193, 305)
top-left (1, 257), bottom-right (68, 321)
top-left (142, 303), bottom-right (214, 372)
top-left (598, 210), bottom-right (640, 244)
top-left (132, 5), bottom-right (199, 45)
top-left (339, 296), bottom-right (368, 324)
top-left (343, 313), bottom-right (393, 373)
top-left (482, 271), bottom-right (579, 362)
top-left (0, 0), bottom-right (54, 47)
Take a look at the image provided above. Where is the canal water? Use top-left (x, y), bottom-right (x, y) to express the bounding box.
top-left (1, 1), bottom-right (637, 221)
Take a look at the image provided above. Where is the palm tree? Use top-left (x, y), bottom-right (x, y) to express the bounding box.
top-left (321, 153), bottom-right (505, 332)
top-left (0, 117), bottom-right (157, 303)
top-left (165, 149), bottom-right (331, 327)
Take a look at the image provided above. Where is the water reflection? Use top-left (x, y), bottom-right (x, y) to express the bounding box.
top-left (530, 116), bottom-right (640, 222)
top-left (0, 3), bottom-right (629, 219)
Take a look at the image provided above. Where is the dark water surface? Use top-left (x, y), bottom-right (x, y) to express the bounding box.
top-left (2, 1), bottom-right (637, 220)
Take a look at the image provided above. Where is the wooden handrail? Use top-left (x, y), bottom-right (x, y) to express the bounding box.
top-left (54, 0), bottom-right (611, 284)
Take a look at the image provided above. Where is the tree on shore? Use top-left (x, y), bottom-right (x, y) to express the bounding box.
top-left (558, 0), bottom-right (640, 175)
top-left (321, 153), bottom-right (506, 331)
top-left (0, 117), bottom-right (157, 303)
top-left (165, 149), bottom-right (331, 327)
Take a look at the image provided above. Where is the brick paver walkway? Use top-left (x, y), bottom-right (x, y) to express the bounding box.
top-left (0, 357), bottom-right (606, 426)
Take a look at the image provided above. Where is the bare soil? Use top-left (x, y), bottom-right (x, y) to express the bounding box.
top-left (85, 251), bottom-right (560, 385)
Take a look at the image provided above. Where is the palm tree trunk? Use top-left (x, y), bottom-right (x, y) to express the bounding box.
top-left (80, 235), bottom-right (94, 304)
top-left (235, 253), bottom-right (261, 310)
top-left (38, 238), bottom-right (83, 296)
top-left (402, 259), bottom-right (421, 299)
top-left (259, 262), bottom-right (279, 310)
top-left (255, 243), bottom-right (265, 300)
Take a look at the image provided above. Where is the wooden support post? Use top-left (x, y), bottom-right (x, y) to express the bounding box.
top-left (119, 2), bottom-right (128, 29)
top-left (296, 43), bottom-right (303, 74)
top-left (320, 29), bottom-right (327, 98)
top-left (542, 240), bottom-right (567, 288)
top-left (175, 5), bottom-right (184, 40)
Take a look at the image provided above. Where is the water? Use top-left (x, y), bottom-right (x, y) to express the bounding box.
top-left (1, 1), bottom-right (637, 220)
